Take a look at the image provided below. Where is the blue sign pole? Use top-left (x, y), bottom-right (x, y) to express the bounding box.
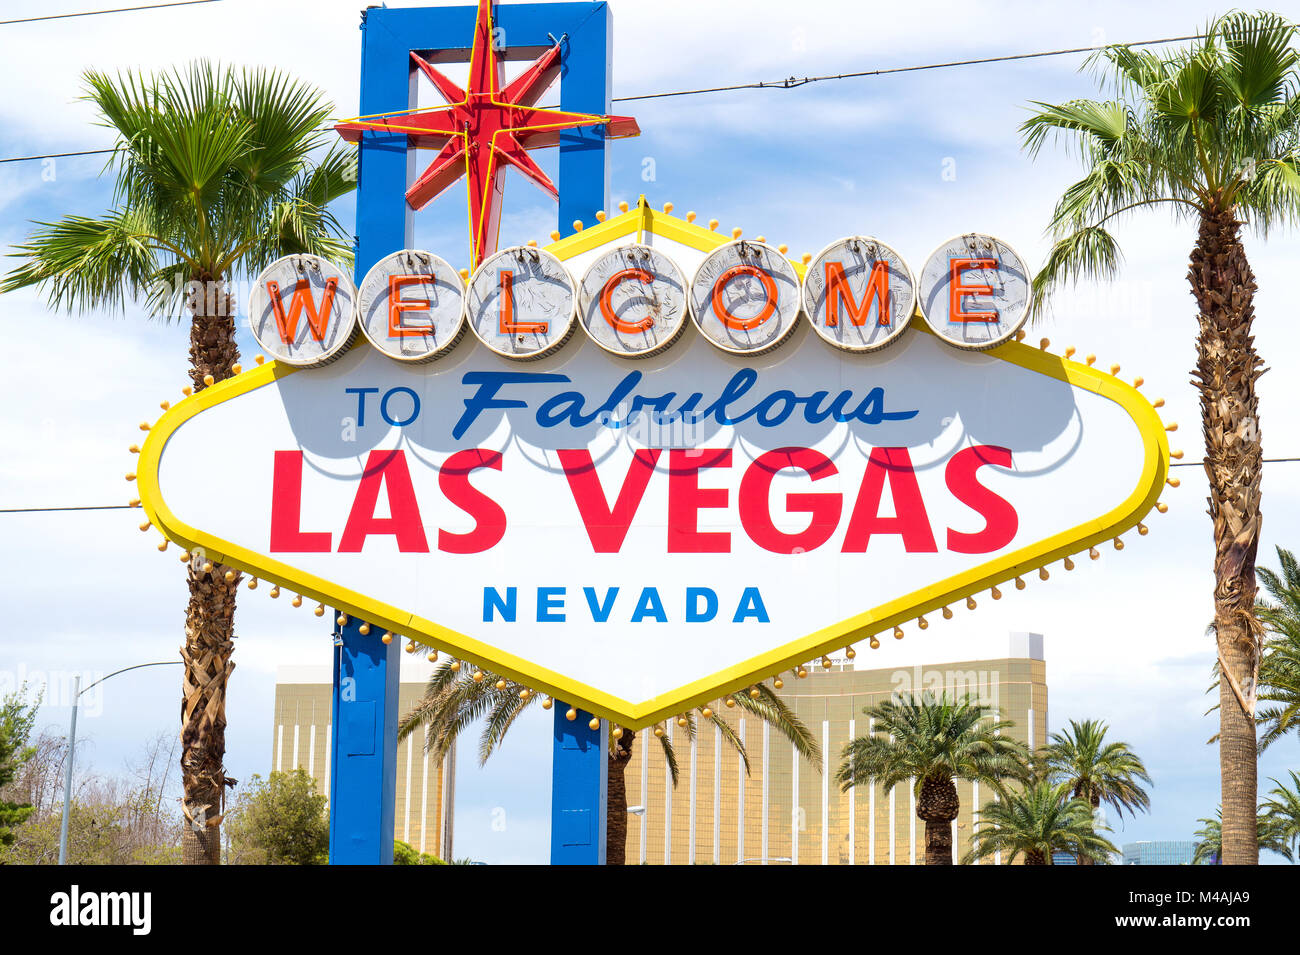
top-left (551, 706), bottom-right (608, 864)
top-left (328, 616), bottom-right (400, 864)
top-left (338, 1), bottom-right (616, 865)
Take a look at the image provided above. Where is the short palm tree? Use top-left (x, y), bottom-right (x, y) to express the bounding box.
top-left (1260, 771), bottom-right (1300, 861)
top-left (1193, 806), bottom-right (1293, 864)
top-left (965, 780), bottom-right (1117, 865)
top-left (399, 663), bottom-right (820, 864)
top-left (1042, 718), bottom-right (1150, 863)
top-left (835, 694), bottom-right (1029, 865)
top-left (1022, 11), bottom-right (1300, 864)
top-left (1256, 547), bottom-right (1300, 750)
top-left (2, 63), bottom-right (355, 863)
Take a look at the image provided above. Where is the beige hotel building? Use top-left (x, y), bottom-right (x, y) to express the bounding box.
top-left (272, 633), bottom-right (1044, 864)
top-left (622, 632), bottom-right (1046, 865)
top-left (271, 665), bottom-right (456, 860)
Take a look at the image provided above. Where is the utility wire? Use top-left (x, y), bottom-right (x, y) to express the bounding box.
top-left (4, 454), bottom-right (1299, 514)
top-left (608, 33), bottom-right (1205, 103)
top-left (0, 30), bottom-right (1205, 165)
top-left (0, 0), bottom-right (220, 27)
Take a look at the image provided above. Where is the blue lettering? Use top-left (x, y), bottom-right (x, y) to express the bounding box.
top-left (732, 587), bottom-right (770, 623)
top-left (583, 586), bottom-right (618, 622)
top-left (345, 387), bottom-right (379, 427)
top-left (686, 587), bottom-right (718, 623)
top-left (483, 587), bottom-right (516, 622)
top-left (380, 386), bottom-right (420, 427)
top-left (631, 587), bottom-right (667, 623)
top-left (537, 586), bottom-right (565, 622)
top-left (453, 371), bottom-right (570, 439)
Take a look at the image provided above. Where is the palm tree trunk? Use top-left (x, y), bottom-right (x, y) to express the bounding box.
top-left (1189, 211), bottom-right (1263, 866)
top-left (1076, 786), bottom-right (1097, 865)
top-left (180, 286), bottom-right (241, 865)
top-left (1025, 849), bottom-right (1048, 865)
top-left (917, 774), bottom-right (959, 865)
top-left (606, 729), bottom-right (635, 865)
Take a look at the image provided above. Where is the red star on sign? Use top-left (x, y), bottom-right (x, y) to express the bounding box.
top-left (335, 0), bottom-right (640, 268)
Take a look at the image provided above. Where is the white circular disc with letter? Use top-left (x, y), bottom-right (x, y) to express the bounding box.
top-left (247, 254), bottom-right (358, 366)
top-left (577, 244), bottom-right (688, 358)
top-left (802, 236), bottom-right (915, 353)
top-left (917, 234), bottom-right (1032, 350)
top-left (356, 249), bottom-right (466, 362)
top-left (467, 246), bottom-right (576, 360)
top-left (688, 240), bottom-right (802, 355)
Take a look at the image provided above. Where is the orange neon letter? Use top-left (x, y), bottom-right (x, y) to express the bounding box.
top-left (388, 274), bottom-right (434, 338)
top-left (710, 265), bottom-right (777, 331)
top-left (824, 260), bottom-right (891, 327)
top-left (949, 258), bottom-right (999, 323)
top-left (497, 270), bottom-right (548, 335)
top-left (599, 268), bottom-right (656, 333)
top-left (266, 278), bottom-right (339, 343)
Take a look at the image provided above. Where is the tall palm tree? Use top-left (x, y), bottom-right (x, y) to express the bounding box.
top-left (1042, 718), bottom-right (1151, 863)
top-left (965, 780), bottom-right (1117, 865)
top-left (1256, 547), bottom-right (1300, 749)
top-left (1261, 771), bottom-right (1300, 861)
top-left (1193, 806), bottom-right (1293, 864)
top-left (2, 63), bottom-right (355, 863)
top-left (1021, 12), bottom-right (1300, 864)
top-left (399, 663), bottom-right (820, 864)
top-left (835, 694), bottom-right (1029, 865)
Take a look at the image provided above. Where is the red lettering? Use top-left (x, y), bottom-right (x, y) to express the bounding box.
top-left (269, 450), bottom-right (332, 552)
top-left (388, 274), bottom-right (434, 337)
top-left (599, 269), bottom-right (657, 333)
top-left (558, 448), bottom-right (661, 553)
top-left (266, 278), bottom-right (339, 343)
top-left (949, 258), bottom-right (998, 323)
top-left (711, 266), bottom-right (777, 331)
top-left (338, 450), bottom-right (430, 552)
top-left (945, 445), bottom-right (1017, 553)
top-left (498, 270), bottom-right (548, 334)
top-left (438, 449), bottom-right (506, 554)
top-left (841, 447), bottom-right (937, 552)
top-left (739, 448), bottom-right (841, 554)
top-left (668, 448), bottom-right (732, 553)
top-left (824, 260), bottom-right (891, 327)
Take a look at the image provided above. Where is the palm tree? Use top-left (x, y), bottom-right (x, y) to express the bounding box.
top-left (1022, 12), bottom-right (1300, 864)
top-left (1193, 806), bottom-right (1293, 864)
top-left (1256, 547), bottom-right (1300, 750)
top-left (835, 694), bottom-right (1029, 865)
top-left (2, 63), bottom-right (355, 863)
top-left (399, 663), bottom-right (820, 864)
top-left (1260, 771), bottom-right (1300, 861)
top-left (965, 780), bottom-right (1117, 865)
top-left (1042, 718), bottom-right (1151, 863)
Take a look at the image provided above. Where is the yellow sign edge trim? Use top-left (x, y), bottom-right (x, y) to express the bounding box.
top-left (138, 214), bottom-right (1168, 730)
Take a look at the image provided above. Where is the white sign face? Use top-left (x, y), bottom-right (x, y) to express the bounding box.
top-left (577, 245), bottom-right (688, 358)
top-left (467, 246), bottom-right (576, 359)
top-left (802, 236), bottom-right (915, 353)
top-left (356, 250), bottom-right (466, 362)
top-left (689, 240), bottom-right (802, 355)
top-left (248, 255), bottom-right (358, 367)
top-left (141, 324), bottom-right (1166, 727)
top-left (918, 234), bottom-right (1031, 350)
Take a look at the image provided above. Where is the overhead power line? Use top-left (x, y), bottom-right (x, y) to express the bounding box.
top-left (0, 0), bottom-right (221, 27)
top-left (0, 30), bottom-right (1205, 165)
top-left (608, 33), bottom-right (1206, 103)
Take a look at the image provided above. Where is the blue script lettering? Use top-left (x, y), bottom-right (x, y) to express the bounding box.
top-left (452, 370), bottom-right (917, 438)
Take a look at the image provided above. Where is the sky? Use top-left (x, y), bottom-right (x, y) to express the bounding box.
top-left (0, 0), bottom-right (1298, 865)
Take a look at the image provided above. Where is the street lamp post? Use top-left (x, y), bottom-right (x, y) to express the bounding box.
top-left (58, 660), bottom-right (182, 865)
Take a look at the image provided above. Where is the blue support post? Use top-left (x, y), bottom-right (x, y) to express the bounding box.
top-left (341, 1), bottom-right (619, 865)
top-left (551, 706), bottom-right (608, 864)
top-left (328, 616), bottom-right (400, 864)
